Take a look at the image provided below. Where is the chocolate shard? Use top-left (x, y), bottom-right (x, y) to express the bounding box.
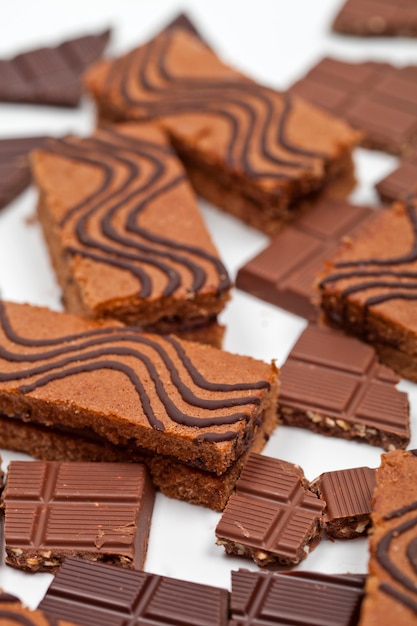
top-left (39, 557), bottom-right (229, 626)
top-left (230, 569), bottom-right (366, 626)
top-left (236, 199), bottom-right (377, 320)
top-left (319, 197), bottom-right (417, 383)
top-left (2, 460), bottom-right (155, 572)
top-left (289, 57), bottom-right (417, 155)
top-left (332, 0), bottom-right (417, 38)
top-left (375, 152), bottom-right (417, 203)
top-left (359, 450), bottom-right (417, 624)
top-left (278, 324), bottom-right (410, 449)
top-left (0, 28), bottom-right (111, 107)
top-left (311, 466), bottom-right (376, 539)
top-left (215, 453), bottom-right (325, 567)
top-left (0, 136), bottom-right (50, 210)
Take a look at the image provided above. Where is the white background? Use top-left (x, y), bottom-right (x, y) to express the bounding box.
top-left (0, 0), bottom-right (416, 610)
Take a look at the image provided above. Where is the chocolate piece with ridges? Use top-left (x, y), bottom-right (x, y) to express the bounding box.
top-left (319, 198), bottom-right (417, 383)
top-left (332, 0), bottom-right (417, 38)
top-left (0, 590), bottom-right (76, 626)
top-left (0, 301), bottom-right (278, 508)
top-left (359, 450), bottom-right (417, 625)
top-left (236, 199), bottom-right (376, 320)
top-left (215, 453), bottom-right (325, 566)
top-left (85, 26), bottom-right (359, 235)
top-left (0, 136), bottom-right (50, 210)
top-left (311, 466), bottom-right (376, 539)
top-left (376, 153), bottom-right (417, 203)
top-left (230, 569), bottom-right (365, 626)
top-left (32, 122), bottom-right (231, 346)
top-left (0, 29), bottom-right (110, 107)
top-left (39, 557), bottom-right (229, 626)
top-left (290, 57), bottom-right (417, 155)
top-left (2, 460), bottom-right (155, 573)
top-left (278, 324), bottom-right (409, 449)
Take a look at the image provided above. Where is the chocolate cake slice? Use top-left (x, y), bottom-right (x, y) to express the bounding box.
top-left (31, 123), bottom-right (231, 347)
top-left (85, 26), bottom-right (359, 235)
top-left (319, 197), bottom-right (417, 383)
top-left (0, 300), bottom-right (278, 510)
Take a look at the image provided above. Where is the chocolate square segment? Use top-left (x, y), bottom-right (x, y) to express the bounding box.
top-left (289, 57), bottom-right (417, 155)
top-left (39, 557), bottom-right (229, 626)
top-left (216, 453), bottom-right (324, 566)
top-left (230, 569), bottom-right (365, 626)
top-left (2, 460), bottom-right (155, 572)
top-left (332, 0), bottom-right (417, 38)
top-left (278, 324), bottom-right (410, 449)
top-left (236, 199), bottom-right (376, 320)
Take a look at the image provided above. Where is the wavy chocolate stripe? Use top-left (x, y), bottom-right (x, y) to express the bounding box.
top-left (376, 509), bottom-right (417, 615)
top-left (45, 130), bottom-right (230, 296)
top-left (109, 29), bottom-right (327, 177)
top-left (320, 200), bottom-right (417, 309)
top-left (0, 302), bottom-right (269, 437)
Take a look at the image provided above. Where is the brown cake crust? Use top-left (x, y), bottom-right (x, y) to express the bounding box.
top-left (0, 301), bottom-right (278, 508)
top-left (31, 123), bottom-right (230, 346)
top-left (85, 29), bottom-right (359, 234)
top-left (358, 450), bottom-right (417, 625)
top-left (319, 199), bottom-right (417, 382)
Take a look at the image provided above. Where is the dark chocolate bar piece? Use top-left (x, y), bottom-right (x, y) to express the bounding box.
top-left (333, 0), bottom-right (417, 38)
top-left (278, 324), bottom-right (409, 449)
top-left (236, 199), bottom-right (376, 320)
top-left (311, 466), bottom-right (376, 539)
top-left (0, 29), bottom-right (110, 107)
top-left (215, 453), bottom-right (325, 566)
top-left (39, 557), bottom-right (229, 626)
top-left (0, 136), bottom-right (49, 210)
top-left (359, 450), bottom-right (417, 625)
top-left (230, 569), bottom-right (365, 626)
top-left (2, 460), bottom-right (155, 572)
top-left (375, 152), bottom-right (417, 203)
top-left (289, 57), bottom-right (417, 155)
top-left (319, 197), bottom-right (417, 383)
top-left (0, 591), bottom-right (75, 626)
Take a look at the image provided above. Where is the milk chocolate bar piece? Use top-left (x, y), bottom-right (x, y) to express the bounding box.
top-left (279, 324), bottom-right (409, 449)
top-left (376, 153), bottom-right (417, 203)
top-left (311, 466), bottom-right (376, 539)
top-left (0, 591), bottom-right (76, 626)
top-left (85, 25), bottom-right (359, 235)
top-left (333, 0), bottom-right (417, 38)
top-left (32, 123), bottom-right (231, 347)
top-left (236, 199), bottom-right (376, 320)
top-left (0, 136), bottom-right (49, 210)
top-left (359, 450), bottom-right (417, 625)
top-left (215, 453), bottom-right (325, 566)
top-left (320, 198), bottom-right (417, 382)
top-left (230, 569), bottom-right (365, 626)
top-left (2, 460), bottom-right (155, 573)
top-left (39, 557), bottom-right (229, 625)
top-left (290, 57), bottom-right (417, 155)
top-left (0, 29), bottom-right (110, 107)
top-left (0, 301), bottom-right (278, 508)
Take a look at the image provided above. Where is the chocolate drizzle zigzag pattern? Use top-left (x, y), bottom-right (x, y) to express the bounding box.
top-left (104, 29), bottom-right (328, 177)
top-left (320, 198), bottom-right (417, 310)
top-left (0, 302), bottom-right (269, 440)
top-left (46, 128), bottom-right (230, 298)
top-left (376, 499), bottom-right (417, 615)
